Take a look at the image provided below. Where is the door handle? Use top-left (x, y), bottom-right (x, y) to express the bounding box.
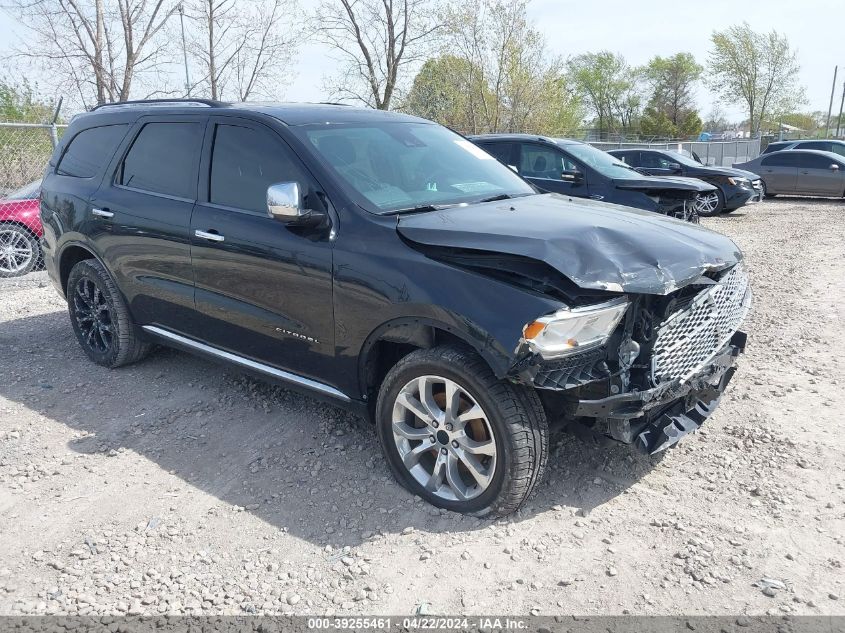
top-left (92, 208), bottom-right (113, 218)
top-left (195, 229), bottom-right (225, 242)
top-left (589, 195), bottom-right (604, 200)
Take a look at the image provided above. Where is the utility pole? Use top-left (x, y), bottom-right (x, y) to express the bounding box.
top-left (826, 66), bottom-right (838, 136)
top-left (836, 81), bottom-right (845, 138)
top-left (178, 3), bottom-right (192, 97)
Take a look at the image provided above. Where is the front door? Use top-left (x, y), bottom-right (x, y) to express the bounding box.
top-left (189, 116), bottom-right (335, 382)
top-left (793, 154), bottom-right (844, 196)
top-left (516, 142), bottom-right (589, 197)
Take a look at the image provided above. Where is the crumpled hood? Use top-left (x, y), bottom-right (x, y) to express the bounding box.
top-left (397, 193), bottom-right (743, 295)
top-left (611, 175), bottom-right (716, 192)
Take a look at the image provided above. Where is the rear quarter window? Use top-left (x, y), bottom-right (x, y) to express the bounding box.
top-left (56, 124), bottom-right (129, 178)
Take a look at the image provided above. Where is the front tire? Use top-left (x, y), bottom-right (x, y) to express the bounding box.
top-left (375, 345), bottom-right (548, 517)
top-left (694, 189), bottom-right (724, 216)
top-left (67, 259), bottom-right (151, 368)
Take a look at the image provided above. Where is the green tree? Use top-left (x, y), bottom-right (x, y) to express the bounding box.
top-left (404, 55), bottom-right (490, 132)
top-left (567, 51), bottom-right (640, 139)
top-left (0, 77), bottom-right (54, 123)
top-left (641, 53), bottom-right (703, 137)
top-left (707, 23), bottom-right (804, 136)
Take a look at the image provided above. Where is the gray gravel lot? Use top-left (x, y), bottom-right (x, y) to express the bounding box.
top-left (0, 198), bottom-right (843, 616)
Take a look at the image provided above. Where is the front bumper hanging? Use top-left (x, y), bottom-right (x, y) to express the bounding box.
top-left (557, 330), bottom-right (746, 454)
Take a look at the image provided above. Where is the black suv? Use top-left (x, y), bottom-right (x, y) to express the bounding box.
top-left (469, 134), bottom-right (715, 222)
top-left (607, 148), bottom-right (763, 216)
top-left (41, 100), bottom-right (751, 517)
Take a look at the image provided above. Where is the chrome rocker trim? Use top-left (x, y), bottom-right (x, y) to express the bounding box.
top-left (142, 325), bottom-right (351, 402)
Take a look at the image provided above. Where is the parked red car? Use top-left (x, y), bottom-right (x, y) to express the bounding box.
top-left (0, 179), bottom-right (43, 278)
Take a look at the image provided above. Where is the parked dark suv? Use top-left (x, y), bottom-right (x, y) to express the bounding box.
top-left (469, 134), bottom-right (716, 222)
top-left (41, 100), bottom-right (751, 516)
top-left (607, 148), bottom-right (763, 216)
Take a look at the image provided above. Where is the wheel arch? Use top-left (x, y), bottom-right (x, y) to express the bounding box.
top-left (357, 316), bottom-right (511, 404)
top-left (58, 242), bottom-right (104, 297)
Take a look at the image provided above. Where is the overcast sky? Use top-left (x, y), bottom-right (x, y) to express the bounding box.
top-left (1, 0), bottom-right (842, 121)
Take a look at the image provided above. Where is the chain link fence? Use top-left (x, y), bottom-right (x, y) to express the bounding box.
top-left (0, 122), bottom-right (66, 278)
top-left (590, 139), bottom-right (761, 167)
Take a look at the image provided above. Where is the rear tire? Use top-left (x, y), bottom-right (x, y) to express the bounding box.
top-left (0, 223), bottom-right (39, 278)
top-left (67, 258), bottom-right (151, 368)
top-left (375, 345), bottom-right (548, 517)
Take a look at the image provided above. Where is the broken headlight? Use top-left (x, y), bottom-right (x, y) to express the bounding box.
top-left (522, 298), bottom-right (629, 359)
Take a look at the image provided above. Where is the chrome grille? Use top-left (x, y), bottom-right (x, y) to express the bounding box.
top-left (651, 264), bottom-right (751, 384)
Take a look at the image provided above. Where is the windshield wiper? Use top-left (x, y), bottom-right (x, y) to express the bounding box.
top-left (387, 203), bottom-right (455, 215)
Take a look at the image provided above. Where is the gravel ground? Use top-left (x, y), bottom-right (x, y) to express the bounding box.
top-left (0, 197), bottom-right (843, 617)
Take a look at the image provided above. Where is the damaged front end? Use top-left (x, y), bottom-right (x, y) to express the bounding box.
top-left (643, 188), bottom-right (701, 223)
top-left (509, 263), bottom-right (752, 454)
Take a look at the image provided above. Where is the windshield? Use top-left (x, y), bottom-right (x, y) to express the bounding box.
top-left (294, 122), bottom-right (535, 213)
top-left (3, 179), bottom-right (41, 201)
top-left (555, 142), bottom-right (642, 179)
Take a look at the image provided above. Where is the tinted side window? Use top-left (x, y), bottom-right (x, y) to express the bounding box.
top-left (799, 153), bottom-right (839, 169)
top-left (518, 144), bottom-right (563, 180)
top-left (639, 152), bottom-right (675, 169)
top-left (795, 141), bottom-right (831, 152)
top-left (56, 124), bottom-right (129, 178)
top-left (119, 122), bottom-right (203, 198)
top-left (481, 142), bottom-right (515, 166)
top-left (761, 153), bottom-right (803, 167)
top-left (209, 124), bottom-right (305, 213)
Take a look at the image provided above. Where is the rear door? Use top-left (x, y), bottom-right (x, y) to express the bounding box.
top-left (758, 154), bottom-right (800, 194)
top-left (793, 153), bottom-right (845, 196)
top-left (91, 115), bottom-right (206, 329)
top-left (189, 116), bottom-right (335, 381)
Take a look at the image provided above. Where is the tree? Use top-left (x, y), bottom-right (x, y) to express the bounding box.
top-left (403, 55), bottom-right (489, 132)
top-left (311, 0), bottom-right (440, 110)
top-left (640, 52), bottom-right (703, 137)
top-left (567, 51), bottom-right (640, 139)
top-left (707, 23), bottom-right (804, 136)
top-left (186, 0), bottom-right (298, 101)
top-left (6, 0), bottom-right (178, 109)
top-left (415, 0), bottom-right (581, 135)
top-left (0, 77), bottom-right (55, 122)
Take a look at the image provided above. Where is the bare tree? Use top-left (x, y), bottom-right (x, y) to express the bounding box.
top-left (312, 0), bottom-right (440, 110)
top-left (186, 0), bottom-right (298, 101)
top-left (6, 0), bottom-right (179, 109)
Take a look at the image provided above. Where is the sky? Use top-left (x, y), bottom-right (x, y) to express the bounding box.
top-left (1, 0), bottom-right (843, 121)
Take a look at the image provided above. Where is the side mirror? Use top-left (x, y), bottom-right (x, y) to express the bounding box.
top-left (831, 164), bottom-right (840, 171)
top-left (267, 182), bottom-right (325, 227)
top-left (667, 162), bottom-right (682, 172)
top-left (561, 170), bottom-right (583, 182)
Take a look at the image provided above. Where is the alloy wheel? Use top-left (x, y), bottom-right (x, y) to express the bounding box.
top-left (0, 228), bottom-right (34, 276)
top-left (694, 191), bottom-right (720, 215)
top-left (391, 375), bottom-right (497, 502)
top-left (73, 277), bottom-right (114, 354)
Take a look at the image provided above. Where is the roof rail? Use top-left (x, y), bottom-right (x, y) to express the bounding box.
top-left (90, 98), bottom-right (227, 111)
